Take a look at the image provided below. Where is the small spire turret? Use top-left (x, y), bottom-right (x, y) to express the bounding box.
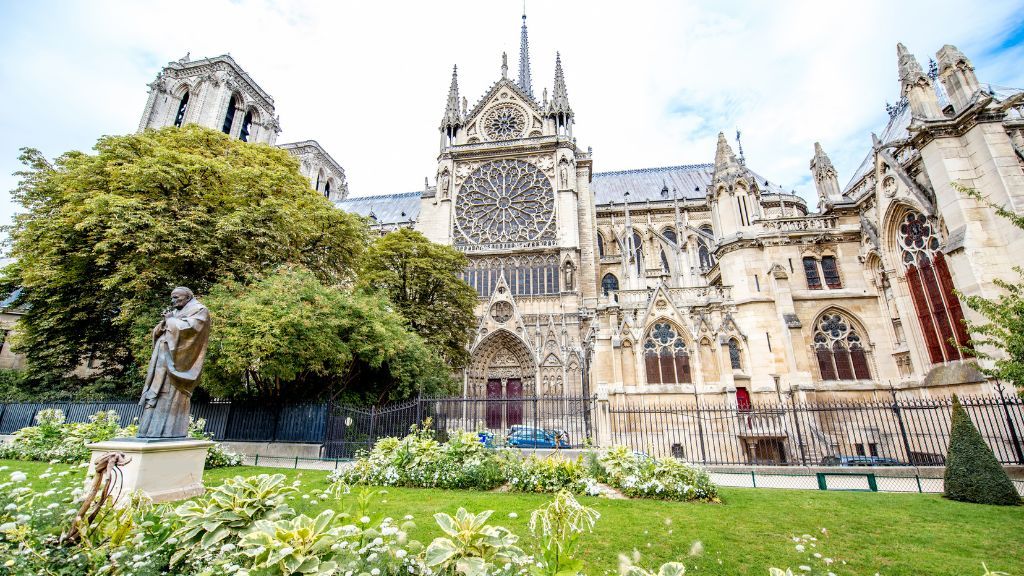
top-left (897, 43), bottom-right (942, 120)
top-left (810, 142), bottom-right (841, 209)
top-left (517, 11), bottom-right (534, 97)
top-left (547, 53), bottom-right (574, 135)
top-left (936, 44), bottom-right (980, 113)
top-left (440, 65), bottom-right (462, 131)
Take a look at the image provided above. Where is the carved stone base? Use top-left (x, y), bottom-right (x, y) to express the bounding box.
top-left (86, 438), bottom-right (213, 504)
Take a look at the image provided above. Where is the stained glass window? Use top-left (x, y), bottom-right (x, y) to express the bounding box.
top-left (643, 323), bottom-right (691, 384)
top-left (455, 159), bottom-right (555, 247)
top-left (898, 211), bottom-right (970, 363)
top-left (728, 338), bottom-right (742, 370)
top-left (803, 257), bottom-right (822, 290)
top-left (821, 256), bottom-right (841, 288)
top-left (813, 312), bottom-right (871, 380)
top-left (601, 273), bottom-right (619, 296)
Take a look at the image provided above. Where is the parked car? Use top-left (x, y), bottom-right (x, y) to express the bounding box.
top-left (820, 455), bottom-right (906, 467)
top-left (506, 426), bottom-right (571, 449)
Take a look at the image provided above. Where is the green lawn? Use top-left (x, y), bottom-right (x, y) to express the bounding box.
top-left (4, 460), bottom-right (1022, 575)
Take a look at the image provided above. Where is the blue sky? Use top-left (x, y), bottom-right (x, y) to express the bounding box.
top-left (0, 0), bottom-right (1022, 234)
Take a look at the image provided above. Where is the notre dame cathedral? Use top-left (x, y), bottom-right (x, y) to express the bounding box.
top-left (134, 15), bottom-right (1024, 411)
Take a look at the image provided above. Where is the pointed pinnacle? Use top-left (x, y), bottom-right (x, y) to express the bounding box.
top-left (441, 65), bottom-right (461, 129)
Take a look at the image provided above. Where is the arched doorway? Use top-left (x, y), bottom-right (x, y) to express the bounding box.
top-left (467, 330), bottom-right (537, 428)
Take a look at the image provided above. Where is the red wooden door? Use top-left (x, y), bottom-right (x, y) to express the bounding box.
top-left (486, 379), bottom-right (502, 428)
top-left (506, 379), bottom-right (523, 426)
top-left (736, 387), bottom-right (751, 412)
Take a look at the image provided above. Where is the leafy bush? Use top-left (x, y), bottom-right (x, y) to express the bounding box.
top-left (188, 417), bottom-right (243, 469)
top-left (504, 454), bottom-right (598, 495)
top-left (0, 409), bottom-right (129, 463)
top-left (333, 423), bottom-right (506, 490)
top-left (944, 395), bottom-right (1021, 506)
top-left (595, 446), bottom-right (719, 502)
top-left (424, 507), bottom-right (530, 576)
top-left (170, 473), bottom-right (296, 569)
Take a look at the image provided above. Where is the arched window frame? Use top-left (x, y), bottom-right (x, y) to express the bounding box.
top-left (239, 107), bottom-right (256, 142)
top-left (662, 227), bottom-right (677, 245)
top-left (631, 232), bottom-right (643, 274)
top-left (596, 233), bottom-right (605, 258)
top-left (222, 93), bottom-right (241, 135)
top-left (697, 225), bottom-right (715, 271)
top-left (601, 273), bottom-right (619, 296)
top-left (173, 90), bottom-right (190, 127)
top-left (812, 311), bottom-right (871, 381)
top-left (896, 210), bottom-right (971, 363)
top-left (643, 322), bottom-right (692, 385)
top-left (727, 338), bottom-right (742, 370)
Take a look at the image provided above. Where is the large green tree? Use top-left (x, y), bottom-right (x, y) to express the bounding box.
top-left (4, 125), bottom-right (368, 394)
top-left (358, 228), bottom-right (477, 369)
top-left (201, 266), bottom-right (456, 403)
top-left (955, 184), bottom-right (1024, 394)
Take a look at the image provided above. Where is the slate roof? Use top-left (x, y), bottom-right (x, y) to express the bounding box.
top-left (592, 163), bottom-right (790, 206)
top-left (335, 192), bottom-right (422, 226)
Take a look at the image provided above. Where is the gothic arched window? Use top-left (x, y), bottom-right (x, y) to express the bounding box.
top-left (324, 181), bottom-right (331, 199)
top-left (697, 226), bottom-right (715, 270)
top-left (813, 312), bottom-right (871, 380)
top-left (643, 322), bottom-right (691, 384)
top-left (898, 211), bottom-right (970, 363)
top-left (663, 228), bottom-right (677, 245)
top-left (803, 257), bottom-right (822, 289)
top-left (597, 233), bottom-right (605, 257)
top-left (631, 232), bottom-right (643, 274)
top-left (174, 91), bottom-right (189, 127)
top-left (239, 109), bottom-right (254, 142)
top-left (222, 95), bottom-right (240, 134)
top-left (601, 273), bottom-right (619, 296)
top-left (728, 338), bottom-right (742, 370)
top-left (660, 250), bottom-right (670, 274)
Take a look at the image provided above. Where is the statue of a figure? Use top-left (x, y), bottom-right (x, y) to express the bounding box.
top-left (440, 172), bottom-right (451, 198)
top-left (138, 287), bottom-right (211, 438)
top-left (563, 262), bottom-right (575, 291)
top-left (559, 165), bottom-right (568, 189)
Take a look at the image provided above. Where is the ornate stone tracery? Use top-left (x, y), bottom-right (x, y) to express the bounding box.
top-left (454, 159), bottom-right (556, 248)
top-left (483, 103), bottom-right (527, 140)
top-left (466, 330), bottom-right (536, 397)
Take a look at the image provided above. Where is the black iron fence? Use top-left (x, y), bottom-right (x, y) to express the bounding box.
top-left (605, 393), bottom-right (1024, 466)
top-left (323, 395), bottom-right (594, 458)
top-left (3, 393), bottom-right (1023, 467)
top-left (0, 400), bottom-right (328, 443)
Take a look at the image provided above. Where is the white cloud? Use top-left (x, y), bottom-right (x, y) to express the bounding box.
top-left (0, 0), bottom-right (1021, 233)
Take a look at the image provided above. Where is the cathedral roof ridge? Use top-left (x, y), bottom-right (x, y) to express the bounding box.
top-left (465, 76), bottom-right (541, 122)
top-left (341, 190), bottom-right (422, 200)
top-left (593, 163), bottom-right (714, 177)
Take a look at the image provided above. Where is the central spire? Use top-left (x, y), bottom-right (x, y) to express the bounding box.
top-left (517, 10), bottom-right (533, 98)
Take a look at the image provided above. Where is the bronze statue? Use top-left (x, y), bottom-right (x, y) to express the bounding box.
top-left (137, 287), bottom-right (211, 438)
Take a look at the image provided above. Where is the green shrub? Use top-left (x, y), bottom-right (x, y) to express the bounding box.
top-left (944, 395), bottom-right (1021, 506)
top-left (0, 408), bottom-right (129, 463)
top-left (504, 454), bottom-right (597, 495)
top-left (597, 446), bottom-right (719, 502)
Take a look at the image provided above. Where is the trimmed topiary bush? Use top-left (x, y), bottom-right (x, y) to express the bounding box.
top-left (943, 395), bottom-right (1021, 505)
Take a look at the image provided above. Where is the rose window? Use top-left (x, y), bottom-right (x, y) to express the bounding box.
top-left (897, 212), bottom-right (940, 268)
top-left (490, 301), bottom-right (513, 323)
top-left (455, 159), bottom-right (555, 246)
top-left (483, 104), bottom-right (527, 140)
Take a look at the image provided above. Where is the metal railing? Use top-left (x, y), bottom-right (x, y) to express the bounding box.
top-left (603, 393), bottom-right (1024, 466)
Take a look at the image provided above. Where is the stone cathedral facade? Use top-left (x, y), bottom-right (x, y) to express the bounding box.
top-left (338, 20), bottom-right (1024, 410)
top-left (121, 20), bottom-right (1024, 413)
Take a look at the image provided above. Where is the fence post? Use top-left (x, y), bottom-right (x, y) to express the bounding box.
top-left (996, 381), bottom-right (1024, 465)
top-left (789, 394), bottom-right (808, 466)
top-left (416, 394), bottom-right (423, 426)
top-left (254, 454), bottom-right (259, 466)
top-left (695, 400), bottom-right (707, 464)
top-left (369, 405), bottom-right (377, 453)
top-left (890, 386), bottom-right (915, 464)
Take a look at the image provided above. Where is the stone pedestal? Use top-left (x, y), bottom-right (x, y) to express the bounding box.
top-left (86, 438), bottom-right (213, 504)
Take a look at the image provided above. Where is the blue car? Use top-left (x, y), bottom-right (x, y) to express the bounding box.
top-left (506, 426), bottom-right (571, 449)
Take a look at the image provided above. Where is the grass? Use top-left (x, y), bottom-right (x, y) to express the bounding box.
top-left (4, 459), bottom-right (1022, 575)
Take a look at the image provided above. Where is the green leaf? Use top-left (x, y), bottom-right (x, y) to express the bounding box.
top-left (424, 538), bottom-right (458, 567)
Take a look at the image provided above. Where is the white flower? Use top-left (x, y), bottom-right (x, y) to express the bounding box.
top-left (689, 541), bottom-right (703, 556)
top-left (799, 566), bottom-right (811, 572)
top-left (508, 512), bottom-right (518, 519)
top-left (360, 516), bottom-right (371, 524)
top-left (9, 472), bottom-right (27, 483)
top-left (0, 522), bottom-right (16, 532)
top-left (371, 569), bottom-right (381, 576)
top-left (4, 504), bottom-right (15, 511)
top-left (795, 545), bottom-right (805, 552)
top-left (396, 549), bottom-right (408, 559)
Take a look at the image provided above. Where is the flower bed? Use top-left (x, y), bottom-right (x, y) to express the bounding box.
top-left (0, 408), bottom-right (241, 469)
top-left (330, 426), bottom-right (719, 502)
